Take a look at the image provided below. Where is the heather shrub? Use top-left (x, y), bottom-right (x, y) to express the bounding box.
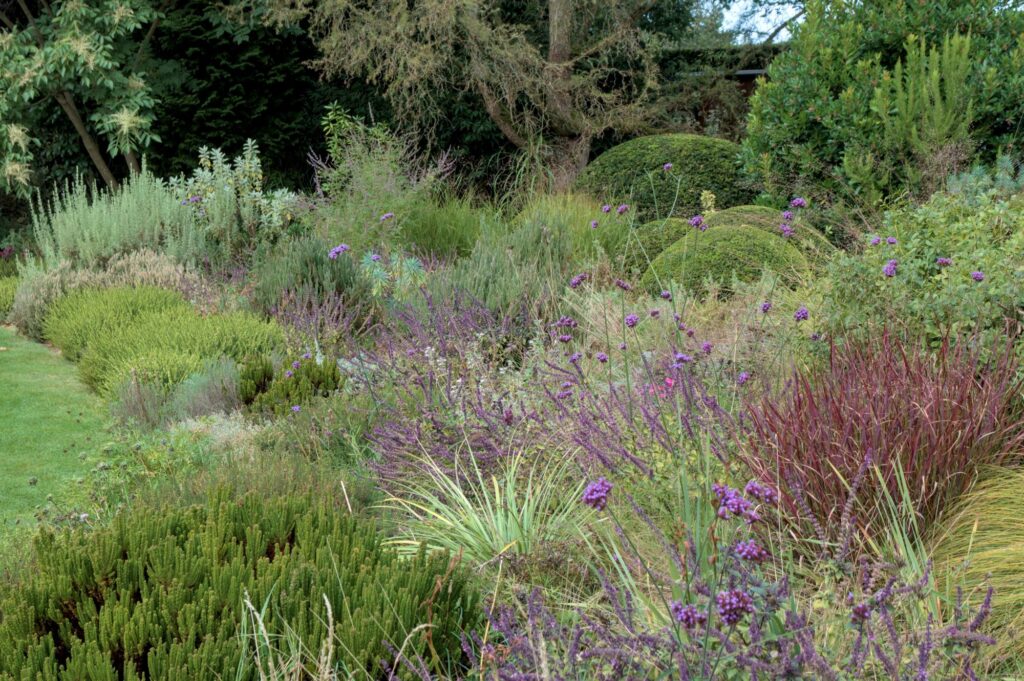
top-left (826, 187), bottom-right (1024, 351)
top-left (0, 491), bottom-right (480, 679)
top-left (575, 134), bottom-right (755, 221)
top-left (743, 334), bottom-right (1024, 554)
top-left (932, 467), bottom-right (1024, 672)
top-left (44, 286), bottom-right (192, 362)
top-left (0, 276), bottom-right (15, 318)
top-left (640, 225), bottom-right (808, 297)
top-left (250, 354), bottom-right (344, 418)
top-left (10, 250), bottom-right (200, 340)
top-left (78, 308), bottom-right (283, 393)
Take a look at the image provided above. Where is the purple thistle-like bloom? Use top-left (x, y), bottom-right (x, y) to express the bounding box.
top-left (744, 480), bottom-right (777, 505)
top-left (291, 405), bottom-right (301, 413)
top-left (582, 477), bottom-right (612, 510)
top-left (660, 290), bottom-right (672, 300)
top-left (555, 315), bottom-right (578, 328)
top-left (971, 271), bottom-right (985, 282)
top-left (569, 352), bottom-right (582, 364)
top-left (790, 197), bottom-right (807, 208)
top-left (869, 236), bottom-right (881, 246)
top-left (686, 328), bottom-right (695, 337)
top-left (590, 219), bottom-right (599, 229)
top-left (737, 371), bottom-right (750, 385)
top-left (285, 370), bottom-right (293, 378)
top-left (596, 352), bottom-right (609, 363)
top-left (617, 204), bottom-right (629, 215)
top-left (882, 259), bottom-right (898, 277)
top-left (734, 539), bottom-right (770, 563)
top-left (701, 341), bottom-right (713, 354)
top-left (670, 601), bottom-right (706, 628)
top-left (886, 236), bottom-right (897, 245)
top-left (717, 589), bottom-right (755, 625)
top-left (379, 212), bottom-right (395, 222)
top-left (615, 279), bottom-right (632, 291)
top-left (569, 272), bottom-right (589, 288)
top-left (782, 210), bottom-right (794, 221)
top-left (760, 300), bottom-right (772, 314)
top-left (601, 204), bottom-right (611, 213)
top-left (936, 257), bottom-right (952, 266)
top-left (328, 243), bottom-right (350, 260)
top-left (558, 334), bottom-right (572, 343)
top-left (663, 162), bottom-right (673, 171)
top-left (625, 313), bottom-right (640, 328)
top-left (689, 214), bottom-right (704, 229)
top-left (794, 306), bottom-right (809, 322)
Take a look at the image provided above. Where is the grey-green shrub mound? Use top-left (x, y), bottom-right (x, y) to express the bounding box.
top-left (641, 225), bottom-right (808, 296)
top-left (704, 205), bottom-right (834, 262)
top-left (574, 134), bottom-right (755, 221)
top-left (0, 490), bottom-right (479, 679)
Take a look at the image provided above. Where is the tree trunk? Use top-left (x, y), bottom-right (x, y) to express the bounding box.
top-left (53, 91), bottom-right (120, 190)
top-left (548, 134), bottom-right (590, 192)
top-left (547, 0), bottom-right (576, 134)
top-left (125, 151), bottom-right (142, 176)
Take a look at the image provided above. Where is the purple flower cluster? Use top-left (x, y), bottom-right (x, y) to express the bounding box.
top-left (569, 272), bottom-right (589, 288)
top-left (870, 236), bottom-right (882, 246)
top-left (590, 219), bottom-right (599, 229)
top-left (582, 477), bottom-right (612, 510)
top-left (971, 270), bottom-right (985, 282)
top-left (744, 480), bottom-right (778, 505)
top-left (936, 257), bottom-right (952, 267)
top-left (712, 483), bottom-right (759, 523)
top-left (760, 300), bottom-right (772, 314)
top-left (596, 352), bottom-right (608, 363)
top-left (670, 601), bottom-right (707, 628)
top-left (734, 539), bottom-right (770, 563)
top-left (555, 315), bottom-right (578, 329)
top-left (625, 313), bottom-right (639, 328)
top-left (716, 589), bottom-right (755, 625)
top-left (379, 211), bottom-right (395, 222)
top-left (558, 334), bottom-right (572, 343)
top-left (790, 197), bottom-right (807, 208)
top-left (663, 162), bottom-right (673, 171)
top-left (601, 204), bottom-right (611, 213)
top-left (617, 204), bottom-right (629, 215)
top-left (737, 371), bottom-right (750, 385)
top-left (180, 194), bottom-right (203, 206)
top-left (615, 279), bottom-right (632, 291)
top-left (886, 236), bottom-right (897, 245)
top-left (782, 210), bottom-right (794, 221)
top-left (660, 290), bottom-right (672, 300)
top-left (882, 259), bottom-right (898, 277)
top-left (779, 223), bottom-right (795, 238)
top-left (701, 341), bottom-right (713, 355)
top-left (689, 214), bottom-right (705, 230)
top-left (794, 306), bottom-right (809, 322)
top-left (328, 243), bottom-right (350, 260)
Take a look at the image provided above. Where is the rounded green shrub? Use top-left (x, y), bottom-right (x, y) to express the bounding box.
top-left (704, 205), bottom-right (834, 262)
top-left (0, 277), bottom-right (16, 319)
top-left (613, 218), bottom-right (690, 275)
top-left (640, 225), bottom-right (808, 296)
top-left (251, 355), bottom-right (344, 417)
top-left (574, 134), bottom-right (754, 221)
top-left (44, 286), bottom-right (192, 362)
top-left (0, 491), bottom-right (480, 679)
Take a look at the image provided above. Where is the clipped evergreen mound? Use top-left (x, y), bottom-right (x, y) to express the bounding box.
top-left (641, 225), bottom-right (808, 296)
top-left (0, 491), bottom-right (480, 679)
top-left (575, 134), bottom-right (754, 221)
top-left (704, 205), bottom-right (834, 261)
top-left (933, 468), bottom-right (1024, 667)
top-left (615, 218), bottom-right (690, 275)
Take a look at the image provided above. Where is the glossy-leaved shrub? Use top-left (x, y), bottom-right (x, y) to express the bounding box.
top-left (0, 491), bottom-right (480, 679)
top-left (575, 134), bottom-right (755, 221)
top-left (640, 225), bottom-right (808, 297)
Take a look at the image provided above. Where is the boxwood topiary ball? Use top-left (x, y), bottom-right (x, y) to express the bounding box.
top-left (640, 225), bottom-right (808, 297)
top-left (575, 134), bottom-right (755, 221)
top-left (704, 205), bottom-right (834, 263)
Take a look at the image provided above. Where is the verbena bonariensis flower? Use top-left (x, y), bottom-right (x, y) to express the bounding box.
top-left (379, 211), bottom-right (395, 221)
top-left (558, 334), bottom-right (572, 343)
top-left (886, 236), bottom-right (898, 245)
top-left (601, 204), bottom-right (611, 213)
top-left (870, 235), bottom-right (881, 246)
top-left (701, 341), bottom-right (713, 355)
top-left (649, 309), bottom-right (660, 318)
top-left (670, 601), bottom-right (707, 628)
top-left (743, 480), bottom-right (777, 505)
top-left (733, 539), bottom-right (770, 563)
top-left (782, 210), bottom-right (794, 221)
top-left (760, 300), bottom-right (772, 314)
top-left (712, 483), bottom-right (759, 523)
top-left (790, 197), bottom-right (807, 208)
top-left (615, 279), bottom-right (632, 291)
top-left (617, 204), bottom-right (629, 215)
top-left (794, 306), bottom-right (809, 322)
top-left (971, 270), bottom-right (985, 282)
top-left (716, 589), bottom-right (755, 625)
top-left (737, 371), bottom-right (750, 385)
top-left (582, 477), bottom-right (612, 510)
top-left (625, 313), bottom-right (639, 328)
top-left (590, 219), bottom-right (599, 229)
top-left (660, 290), bottom-right (672, 300)
top-left (328, 243), bottom-right (350, 259)
top-left (779, 223), bottom-right (795, 238)
top-left (570, 272), bottom-right (589, 288)
top-left (936, 257), bottom-right (952, 266)
top-left (689, 214), bottom-right (704, 229)
top-left (883, 259), bottom-right (898, 277)
top-left (555, 315), bottom-right (578, 328)
top-left (596, 352), bottom-right (608, 363)
top-left (663, 162), bottom-right (673, 171)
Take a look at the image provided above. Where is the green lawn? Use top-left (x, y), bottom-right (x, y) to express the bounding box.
top-left (0, 325), bottom-right (109, 539)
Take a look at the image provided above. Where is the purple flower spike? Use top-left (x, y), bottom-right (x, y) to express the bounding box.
top-left (328, 243), bottom-right (350, 260)
top-left (615, 279), bottom-right (632, 291)
top-left (582, 477), bottom-right (612, 510)
top-left (570, 272), bottom-right (589, 289)
top-left (971, 271), bottom-right (985, 282)
top-left (794, 306), bottom-right (809, 322)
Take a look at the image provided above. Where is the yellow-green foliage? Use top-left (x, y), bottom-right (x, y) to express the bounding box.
top-left (0, 277), bottom-right (15, 318)
top-left (512, 192), bottom-right (626, 255)
top-left (0, 490), bottom-right (479, 679)
top-left (250, 355), bottom-right (344, 417)
top-left (44, 286), bottom-right (191, 362)
top-left (614, 218), bottom-right (690, 275)
top-left (704, 205), bottom-right (834, 263)
top-left (932, 468), bottom-right (1024, 668)
top-left (641, 225), bottom-right (808, 296)
top-left (575, 134), bottom-right (755, 221)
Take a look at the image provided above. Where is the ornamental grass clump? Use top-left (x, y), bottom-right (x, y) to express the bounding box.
top-left (0, 490), bottom-right (479, 679)
top-left (743, 333), bottom-right (1024, 553)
